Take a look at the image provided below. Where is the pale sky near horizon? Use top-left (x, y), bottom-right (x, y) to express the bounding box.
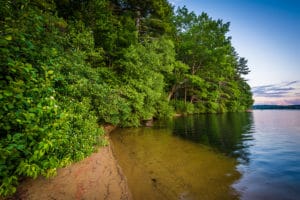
top-left (170, 0), bottom-right (300, 105)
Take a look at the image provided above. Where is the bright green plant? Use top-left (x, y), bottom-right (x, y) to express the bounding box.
top-left (0, 2), bottom-right (105, 196)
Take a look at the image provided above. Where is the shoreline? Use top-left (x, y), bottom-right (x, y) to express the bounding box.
top-left (9, 126), bottom-right (132, 200)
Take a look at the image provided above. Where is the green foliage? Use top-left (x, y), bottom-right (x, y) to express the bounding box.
top-left (0, 1), bottom-right (105, 196)
top-left (155, 97), bottom-right (175, 118)
top-left (168, 6), bottom-right (253, 113)
top-left (0, 0), bottom-right (253, 197)
top-left (171, 100), bottom-right (195, 115)
top-left (101, 37), bottom-right (177, 126)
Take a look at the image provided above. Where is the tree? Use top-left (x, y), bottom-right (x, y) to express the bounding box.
top-left (110, 0), bottom-right (174, 38)
top-left (170, 7), bottom-right (253, 112)
top-left (237, 57), bottom-right (250, 76)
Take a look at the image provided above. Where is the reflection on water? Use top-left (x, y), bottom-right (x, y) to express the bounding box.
top-left (166, 113), bottom-right (254, 163)
top-left (111, 111), bottom-right (300, 200)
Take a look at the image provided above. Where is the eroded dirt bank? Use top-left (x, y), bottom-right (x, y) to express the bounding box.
top-left (10, 127), bottom-right (132, 200)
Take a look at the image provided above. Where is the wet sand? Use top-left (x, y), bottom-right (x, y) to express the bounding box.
top-left (10, 126), bottom-right (132, 200)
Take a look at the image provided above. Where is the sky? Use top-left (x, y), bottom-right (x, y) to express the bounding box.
top-left (170, 0), bottom-right (300, 105)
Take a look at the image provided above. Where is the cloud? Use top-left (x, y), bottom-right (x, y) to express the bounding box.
top-left (253, 87), bottom-right (294, 97)
top-left (285, 81), bottom-right (298, 86)
top-left (252, 81), bottom-right (300, 105)
top-left (169, 0), bottom-right (185, 6)
top-left (284, 99), bottom-right (300, 105)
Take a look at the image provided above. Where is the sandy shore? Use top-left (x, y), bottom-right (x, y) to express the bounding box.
top-left (9, 127), bottom-right (132, 200)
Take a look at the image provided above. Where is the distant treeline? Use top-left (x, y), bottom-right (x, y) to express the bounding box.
top-left (252, 105), bottom-right (300, 110)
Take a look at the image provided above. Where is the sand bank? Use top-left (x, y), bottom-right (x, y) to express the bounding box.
top-left (10, 127), bottom-right (131, 200)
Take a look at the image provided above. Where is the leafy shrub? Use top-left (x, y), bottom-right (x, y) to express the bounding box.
top-left (171, 100), bottom-right (194, 115)
top-left (155, 97), bottom-right (175, 118)
top-left (194, 102), bottom-right (207, 113)
top-left (0, 2), bottom-right (105, 196)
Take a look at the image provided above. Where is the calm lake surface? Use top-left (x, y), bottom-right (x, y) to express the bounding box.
top-left (110, 110), bottom-right (300, 200)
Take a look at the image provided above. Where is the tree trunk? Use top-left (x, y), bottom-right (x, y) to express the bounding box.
top-left (136, 8), bottom-right (141, 35)
top-left (184, 82), bottom-right (187, 104)
top-left (167, 85), bottom-right (177, 101)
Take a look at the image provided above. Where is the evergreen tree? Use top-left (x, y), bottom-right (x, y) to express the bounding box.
top-left (237, 57), bottom-right (250, 76)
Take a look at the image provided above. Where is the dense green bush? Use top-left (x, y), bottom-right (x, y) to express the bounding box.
top-left (171, 100), bottom-right (195, 115)
top-left (0, 2), bottom-right (105, 196)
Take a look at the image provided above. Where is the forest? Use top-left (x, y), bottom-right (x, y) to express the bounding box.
top-left (0, 0), bottom-right (253, 196)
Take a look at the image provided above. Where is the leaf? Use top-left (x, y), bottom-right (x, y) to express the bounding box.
top-left (0, 39), bottom-right (9, 46)
top-left (5, 35), bottom-right (12, 41)
top-left (4, 90), bottom-right (13, 97)
top-left (7, 134), bottom-right (12, 140)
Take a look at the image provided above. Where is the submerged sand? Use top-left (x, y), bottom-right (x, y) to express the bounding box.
top-left (9, 127), bottom-right (132, 200)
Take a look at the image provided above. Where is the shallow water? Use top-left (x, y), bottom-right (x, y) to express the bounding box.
top-left (111, 110), bottom-right (300, 200)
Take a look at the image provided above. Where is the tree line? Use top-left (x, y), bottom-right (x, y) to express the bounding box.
top-left (0, 0), bottom-right (253, 196)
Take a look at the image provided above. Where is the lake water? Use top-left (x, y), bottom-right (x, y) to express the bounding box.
top-left (110, 110), bottom-right (300, 200)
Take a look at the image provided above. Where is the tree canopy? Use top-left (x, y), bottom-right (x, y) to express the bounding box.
top-left (0, 0), bottom-right (253, 196)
